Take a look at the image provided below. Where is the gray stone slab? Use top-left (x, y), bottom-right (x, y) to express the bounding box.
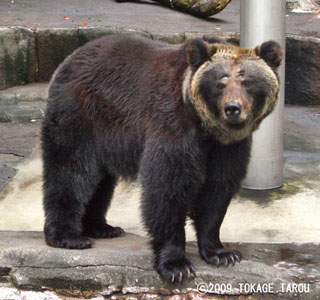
top-left (0, 122), bottom-right (40, 157)
top-left (0, 231), bottom-right (298, 298)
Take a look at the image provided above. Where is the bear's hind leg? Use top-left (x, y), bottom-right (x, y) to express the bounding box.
top-left (82, 174), bottom-right (125, 239)
top-left (42, 140), bottom-right (105, 249)
top-left (43, 166), bottom-right (98, 249)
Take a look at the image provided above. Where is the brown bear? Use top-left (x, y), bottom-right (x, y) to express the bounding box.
top-left (41, 34), bottom-right (282, 282)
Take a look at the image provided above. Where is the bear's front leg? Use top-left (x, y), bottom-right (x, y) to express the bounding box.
top-left (140, 138), bottom-right (204, 282)
top-left (192, 184), bottom-right (242, 267)
top-left (192, 139), bottom-right (250, 267)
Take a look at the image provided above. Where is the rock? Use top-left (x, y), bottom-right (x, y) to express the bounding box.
top-left (286, 35), bottom-right (320, 105)
top-left (0, 27), bottom-right (36, 90)
top-left (287, 0), bottom-right (319, 11)
top-left (153, 0), bottom-right (232, 17)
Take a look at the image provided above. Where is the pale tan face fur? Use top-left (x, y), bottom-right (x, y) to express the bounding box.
top-left (184, 43), bottom-right (281, 144)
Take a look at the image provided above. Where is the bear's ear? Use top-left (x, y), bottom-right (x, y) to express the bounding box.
top-left (186, 39), bottom-right (217, 71)
top-left (255, 40), bottom-right (283, 68)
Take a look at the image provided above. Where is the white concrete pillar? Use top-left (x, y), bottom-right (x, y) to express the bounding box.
top-left (240, 0), bottom-right (286, 189)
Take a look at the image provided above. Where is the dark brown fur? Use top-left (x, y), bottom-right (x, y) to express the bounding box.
top-left (42, 35), bottom-right (282, 282)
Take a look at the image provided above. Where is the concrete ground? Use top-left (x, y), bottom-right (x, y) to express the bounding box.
top-left (1, 0), bottom-right (320, 37)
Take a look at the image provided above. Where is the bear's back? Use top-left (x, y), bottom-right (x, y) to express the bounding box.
top-left (46, 35), bottom-right (188, 137)
top-left (51, 35), bottom-right (177, 87)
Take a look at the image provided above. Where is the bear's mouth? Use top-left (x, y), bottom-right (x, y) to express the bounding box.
top-left (225, 120), bottom-right (247, 130)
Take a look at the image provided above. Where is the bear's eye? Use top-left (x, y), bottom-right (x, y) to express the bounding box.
top-left (217, 83), bottom-right (226, 89)
top-left (242, 80), bottom-right (253, 88)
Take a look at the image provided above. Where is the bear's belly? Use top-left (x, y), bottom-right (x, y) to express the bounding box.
top-left (100, 133), bottom-right (145, 181)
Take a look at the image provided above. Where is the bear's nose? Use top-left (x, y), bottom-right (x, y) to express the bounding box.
top-left (224, 102), bottom-right (242, 118)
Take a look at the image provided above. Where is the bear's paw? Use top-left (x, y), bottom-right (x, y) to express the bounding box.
top-left (156, 256), bottom-right (196, 283)
top-left (46, 234), bottom-right (94, 249)
top-left (82, 223), bottom-right (125, 239)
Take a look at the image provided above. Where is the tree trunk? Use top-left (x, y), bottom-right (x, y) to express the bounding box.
top-left (153, 0), bottom-right (232, 17)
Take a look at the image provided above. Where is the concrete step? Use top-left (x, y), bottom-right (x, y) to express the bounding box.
top-left (0, 83), bottom-right (48, 105)
top-left (0, 231), bottom-right (319, 299)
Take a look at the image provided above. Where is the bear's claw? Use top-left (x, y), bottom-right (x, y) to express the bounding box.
top-left (157, 258), bottom-right (196, 283)
top-left (201, 248), bottom-right (242, 267)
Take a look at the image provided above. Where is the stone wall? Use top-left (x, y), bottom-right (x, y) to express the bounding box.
top-left (0, 26), bottom-right (320, 105)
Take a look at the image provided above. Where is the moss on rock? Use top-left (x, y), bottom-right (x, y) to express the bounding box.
top-left (0, 27), bottom-right (36, 89)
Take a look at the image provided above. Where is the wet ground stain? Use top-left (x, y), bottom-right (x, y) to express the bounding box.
top-left (239, 181), bottom-right (301, 206)
top-left (212, 242), bottom-right (320, 283)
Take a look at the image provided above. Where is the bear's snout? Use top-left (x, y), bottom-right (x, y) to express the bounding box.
top-left (224, 102), bottom-right (242, 119)
top-left (223, 99), bottom-right (249, 125)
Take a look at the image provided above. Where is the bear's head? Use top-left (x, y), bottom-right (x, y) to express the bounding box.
top-left (183, 39), bottom-right (283, 144)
